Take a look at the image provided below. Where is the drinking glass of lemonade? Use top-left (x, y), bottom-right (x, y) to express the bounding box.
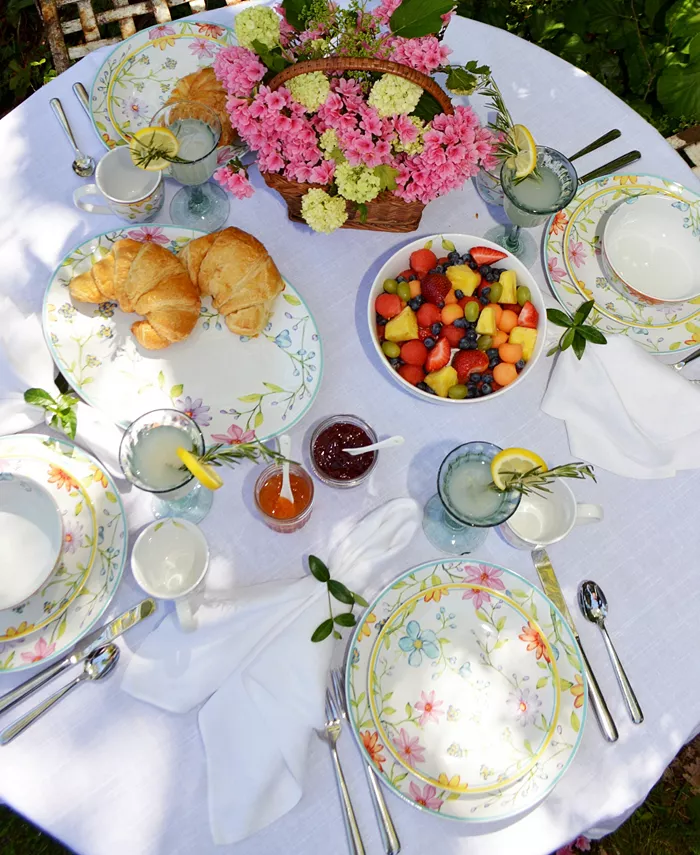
top-left (150, 101), bottom-right (229, 231)
top-left (423, 442), bottom-right (521, 554)
top-left (119, 409), bottom-right (213, 523)
top-left (484, 146), bottom-right (578, 268)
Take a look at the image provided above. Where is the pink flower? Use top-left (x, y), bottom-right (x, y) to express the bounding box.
top-left (574, 838), bottom-right (591, 852)
top-left (189, 39), bottom-right (217, 58)
top-left (555, 847), bottom-right (576, 855)
top-left (176, 396), bottom-right (212, 427)
top-left (464, 564), bottom-right (506, 592)
top-left (461, 587), bottom-right (493, 610)
top-left (408, 781), bottom-right (443, 811)
top-left (372, 0), bottom-right (402, 25)
top-left (148, 24), bottom-right (175, 39)
top-left (394, 728), bottom-right (425, 769)
top-left (196, 23), bottom-right (225, 37)
top-left (128, 226), bottom-right (169, 245)
top-left (21, 637), bottom-right (56, 664)
top-left (414, 690), bottom-right (444, 726)
top-left (214, 164), bottom-right (255, 199)
top-left (213, 46), bottom-right (266, 98)
top-left (548, 255), bottom-right (568, 284)
top-left (569, 241), bottom-right (586, 268)
top-left (391, 35), bottom-right (451, 75)
top-left (210, 424), bottom-right (256, 445)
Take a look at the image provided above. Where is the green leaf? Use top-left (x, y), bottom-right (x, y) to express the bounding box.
top-left (157, 371), bottom-right (165, 389)
top-left (389, 0), bottom-right (454, 37)
top-left (438, 637), bottom-right (451, 645)
top-left (374, 164), bottom-right (399, 192)
top-left (424, 239), bottom-right (433, 250)
top-left (357, 203), bottom-right (368, 224)
top-left (571, 710), bottom-right (581, 732)
top-left (311, 618), bottom-right (334, 642)
top-left (537, 659), bottom-right (549, 670)
top-left (690, 32), bottom-right (700, 60)
top-left (308, 555), bottom-right (330, 582)
top-left (510, 589), bottom-right (528, 598)
top-left (283, 293), bottom-right (301, 306)
top-left (412, 90), bottom-right (443, 123)
top-left (445, 67), bottom-right (478, 95)
top-left (394, 772), bottom-right (408, 784)
top-left (496, 616), bottom-right (506, 631)
top-left (474, 610), bottom-right (488, 622)
top-left (540, 713), bottom-right (548, 731)
top-left (382, 692), bottom-right (394, 702)
top-left (572, 331), bottom-right (587, 360)
top-left (254, 411), bottom-right (264, 429)
top-left (405, 702), bottom-right (413, 716)
top-left (154, 521), bottom-right (164, 532)
top-left (353, 592), bottom-right (369, 608)
top-left (334, 612), bottom-right (357, 627)
top-left (442, 238), bottom-right (456, 251)
top-left (561, 328), bottom-right (576, 351)
top-left (666, 0), bottom-right (700, 39)
top-left (74, 501), bottom-right (83, 517)
top-left (573, 300), bottom-right (594, 326)
top-left (546, 308), bottom-right (573, 328)
top-left (24, 387), bottom-right (56, 407)
top-left (328, 579), bottom-right (355, 605)
top-left (669, 341), bottom-right (682, 351)
top-left (250, 39), bottom-right (290, 74)
top-left (238, 394), bottom-right (262, 403)
top-left (658, 56), bottom-right (700, 119)
top-left (566, 649), bottom-right (582, 670)
top-left (524, 739), bottom-right (533, 753)
top-left (170, 384), bottom-right (183, 399)
top-left (536, 676), bottom-right (549, 689)
top-left (105, 491), bottom-right (117, 504)
top-left (560, 678), bottom-right (574, 691)
top-left (382, 706), bottom-right (396, 716)
top-left (61, 408), bottom-right (77, 440)
top-left (431, 573), bottom-right (442, 586)
top-left (687, 794), bottom-right (700, 826)
top-left (577, 325), bottom-right (607, 344)
top-left (263, 382), bottom-right (284, 393)
top-left (645, 0), bottom-right (661, 23)
top-left (281, 0), bottom-right (311, 30)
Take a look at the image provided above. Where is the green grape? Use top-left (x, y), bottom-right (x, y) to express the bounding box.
top-left (517, 285), bottom-right (531, 306)
top-left (397, 282), bottom-right (412, 302)
top-left (477, 335), bottom-right (492, 351)
top-left (381, 341), bottom-right (401, 358)
top-left (383, 278), bottom-right (398, 294)
top-left (489, 282), bottom-right (502, 302)
top-left (464, 301), bottom-right (480, 322)
top-left (448, 384), bottom-right (468, 399)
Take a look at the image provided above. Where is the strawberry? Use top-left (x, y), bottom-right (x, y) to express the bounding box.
top-left (425, 337), bottom-right (451, 372)
top-left (421, 273), bottom-right (451, 306)
top-left (452, 350), bottom-right (489, 383)
top-left (375, 293), bottom-right (403, 319)
top-left (400, 340), bottom-right (428, 366)
top-left (439, 324), bottom-right (464, 347)
top-left (437, 256), bottom-right (449, 265)
top-left (416, 303), bottom-right (442, 328)
top-left (470, 246), bottom-right (508, 266)
top-left (376, 324), bottom-right (385, 342)
top-left (501, 303), bottom-right (521, 315)
top-left (518, 301), bottom-right (539, 329)
top-left (417, 326), bottom-right (433, 342)
top-left (398, 364), bottom-right (425, 386)
top-left (409, 248), bottom-right (437, 276)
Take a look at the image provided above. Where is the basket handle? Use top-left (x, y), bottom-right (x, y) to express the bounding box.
top-left (268, 57), bottom-right (454, 116)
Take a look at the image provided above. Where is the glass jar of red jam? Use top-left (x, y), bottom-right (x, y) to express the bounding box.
top-left (254, 463), bottom-right (314, 533)
top-left (309, 415), bottom-right (378, 489)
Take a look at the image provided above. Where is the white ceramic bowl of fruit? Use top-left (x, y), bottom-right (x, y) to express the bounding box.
top-left (368, 234), bottom-right (547, 403)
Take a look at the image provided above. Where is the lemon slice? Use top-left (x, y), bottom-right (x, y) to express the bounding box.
top-left (505, 124), bottom-right (537, 179)
top-left (491, 447), bottom-right (547, 491)
top-left (129, 126), bottom-right (179, 171)
top-left (176, 447), bottom-right (224, 491)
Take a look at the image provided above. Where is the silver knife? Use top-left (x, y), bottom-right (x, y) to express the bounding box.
top-left (0, 599), bottom-right (156, 716)
top-left (531, 549), bottom-right (618, 742)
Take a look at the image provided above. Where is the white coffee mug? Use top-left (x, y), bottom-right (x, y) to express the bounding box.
top-left (499, 480), bottom-right (603, 550)
top-left (73, 146), bottom-right (164, 222)
top-left (131, 518), bottom-right (209, 632)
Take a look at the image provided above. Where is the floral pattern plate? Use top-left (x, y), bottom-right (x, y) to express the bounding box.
top-left (43, 225), bottom-right (322, 443)
top-left (346, 560), bottom-right (587, 823)
top-left (90, 20), bottom-right (237, 149)
top-left (369, 583), bottom-right (560, 795)
top-left (545, 174), bottom-right (700, 354)
top-left (0, 455), bottom-right (96, 641)
top-left (0, 435), bottom-right (126, 673)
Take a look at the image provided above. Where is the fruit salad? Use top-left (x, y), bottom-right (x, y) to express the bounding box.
top-left (374, 241), bottom-right (539, 399)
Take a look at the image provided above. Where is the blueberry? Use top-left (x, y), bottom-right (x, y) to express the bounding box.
top-left (465, 320), bottom-right (477, 330)
top-left (437, 264), bottom-right (447, 273)
top-left (389, 357), bottom-right (401, 368)
top-left (408, 296), bottom-right (423, 311)
top-left (454, 289), bottom-right (464, 299)
top-left (479, 265), bottom-right (491, 276)
top-left (486, 348), bottom-right (499, 358)
top-left (396, 275), bottom-right (407, 283)
top-left (461, 252), bottom-right (473, 263)
top-left (408, 273), bottom-right (418, 281)
top-left (448, 250), bottom-right (461, 263)
top-left (482, 373), bottom-right (493, 384)
top-left (515, 359), bottom-right (526, 371)
top-left (424, 337), bottom-right (435, 349)
top-left (479, 295), bottom-right (489, 305)
top-left (458, 337), bottom-right (471, 349)
top-left (467, 329), bottom-right (478, 341)
top-left (376, 315), bottom-right (388, 326)
top-left (429, 268), bottom-right (440, 275)
top-left (471, 372), bottom-right (482, 382)
top-left (481, 383), bottom-right (493, 395)
top-left (467, 259), bottom-right (478, 270)
top-left (453, 317), bottom-right (467, 329)
top-left (486, 271), bottom-right (498, 283)
top-left (431, 322), bottom-right (442, 336)
top-left (467, 341), bottom-right (477, 350)
top-left (481, 286), bottom-right (491, 299)
top-left (417, 381), bottom-right (430, 392)
top-left (489, 357), bottom-right (500, 368)
top-left (467, 383), bottom-right (478, 396)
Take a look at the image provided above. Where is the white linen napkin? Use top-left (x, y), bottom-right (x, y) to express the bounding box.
top-left (0, 295), bottom-right (123, 473)
top-left (121, 497), bottom-right (421, 843)
top-left (541, 333), bottom-right (700, 478)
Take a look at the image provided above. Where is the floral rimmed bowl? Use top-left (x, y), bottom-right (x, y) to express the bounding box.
top-left (346, 559), bottom-right (587, 824)
top-left (368, 583), bottom-right (560, 795)
top-left (43, 224), bottom-right (322, 444)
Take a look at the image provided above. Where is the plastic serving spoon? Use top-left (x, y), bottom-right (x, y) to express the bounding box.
top-left (344, 435), bottom-right (404, 456)
top-left (278, 434), bottom-right (294, 505)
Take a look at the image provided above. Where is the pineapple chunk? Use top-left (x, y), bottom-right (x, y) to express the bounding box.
top-left (385, 306), bottom-right (418, 342)
top-left (446, 265), bottom-right (481, 296)
top-left (475, 306), bottom-right (497, 335)
top-left (425, 365), bottom-right (458, 398)
top-left (508, 326), bottom-right (538, 361)
top-left (499, 270), bottom-right (517, 304)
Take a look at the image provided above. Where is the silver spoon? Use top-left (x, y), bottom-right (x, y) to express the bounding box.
top-left (50, 97), bottom-right (95, 178)
top-left (343, 435), bottom-right (404, 456)
top-left (672, 344), bottom-right (700, 371)
top-left (578, 581), bottom-right (643, 724)
top-left (0, 644), bottom-right (119, 745)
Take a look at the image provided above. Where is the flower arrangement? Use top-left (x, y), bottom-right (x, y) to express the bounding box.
top-left (213, 0), bottom-right (501, 233)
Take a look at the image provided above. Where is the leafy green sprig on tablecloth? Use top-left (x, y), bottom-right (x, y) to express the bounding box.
top-left (24, 387), bottom-right (79, 439)
top-left (309, 555), bottom-right (369, 642)
top-left (547, 300), bottom-right (608, 360)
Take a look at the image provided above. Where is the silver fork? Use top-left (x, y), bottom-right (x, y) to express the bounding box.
top-left (321, 687), bottom-right (365, 855)
top-left (331, 669), bottom-right (400, 855)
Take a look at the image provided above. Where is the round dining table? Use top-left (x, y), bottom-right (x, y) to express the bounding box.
top-left (0, 3), bottom-right (699, 854)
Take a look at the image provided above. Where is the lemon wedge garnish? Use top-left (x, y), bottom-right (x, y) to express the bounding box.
top-left (176, 447), bottom-right (224, 491)
top-left (129, 126), bottom-right (179, 171)
top-left (505, 124), bottom-right (537, 179)
top-left (491, 447), bottom-right (547, 491)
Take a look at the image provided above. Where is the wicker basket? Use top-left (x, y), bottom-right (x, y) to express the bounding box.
top-left (264, 57), bottom-right (455, 233)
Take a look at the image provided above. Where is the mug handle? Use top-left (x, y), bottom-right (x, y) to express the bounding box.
top-left (175, 596), bottom-right (197, 632)
top-left (73, 184), bottom-right (111, 215)
top-left (575, 503), bottom-right (604, 525)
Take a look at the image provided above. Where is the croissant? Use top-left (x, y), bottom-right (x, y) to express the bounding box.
top-left (178, 227), bottom-right (284, 336)
top-left (165, 68), bottom-right (236, 147)
top-left (69, 240), bottom-right (201, 350)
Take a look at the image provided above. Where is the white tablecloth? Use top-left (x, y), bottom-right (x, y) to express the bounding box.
top-left (1, 8), bottom-right (700, 855)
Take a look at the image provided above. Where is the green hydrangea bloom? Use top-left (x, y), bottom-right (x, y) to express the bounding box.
top-left (235, 6), bottom-right (280, 51)
top-left (319, 128), bottom-right (339, 155)
top-left (301, 189), bottom-right (348, 233)
top-left (287, 72), bottom-right (331, 112)
top-left (368, 74), bottom-right (423, 118)
top-left (392, 116), bottom-right (428, 155)
top-left (335, 162), bottom-right (382, 204)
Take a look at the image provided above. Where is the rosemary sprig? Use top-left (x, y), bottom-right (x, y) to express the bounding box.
top-left (193, 441), bottom-right (288, 469)
top-left (128, 138), bottom-right (189, 169)
top-left (308, 555), bottom-right (369, 642)
top-left (493, 462), bottom-right (597, 497)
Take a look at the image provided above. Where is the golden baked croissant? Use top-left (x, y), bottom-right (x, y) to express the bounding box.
top-left (69, 240), bottom-right (201, 350)
top-left (178, 227), bottom-right (284, 336)
top-left (165, 68), bottom-right (236, 147)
